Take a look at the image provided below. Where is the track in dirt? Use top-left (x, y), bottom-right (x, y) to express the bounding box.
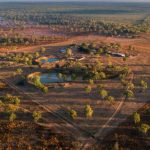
top-left (0, 78), bottom-right (98, 148)
top-left (0, 71), bottom-right (131, 150)
top-left (80, 73), bottom-right (134, 150)
top-left (1, 35), bottom-right (150, 149)
top-left (0, 76), bottom-right (130, 150)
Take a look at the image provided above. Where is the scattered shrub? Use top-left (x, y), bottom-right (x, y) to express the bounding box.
top-left (139, 123), bottom-right (150, 134)
top-left (99, 89), bottom-right (108, 99)
top-left (107, 96), bottom-right (115, 104)
top-left (32, 111), bottom-right (42, 122)
top-left (133, 112), bottom-right (140, 124)
top-left (85, 86), bottom-right (92, 93)
top-left (9, 113), bottom-right (16, 122)
top-left (140, 80), bottom-right (148, 91)
top-left (124, 90), bottom-right (134, 99)
top-left (69, 109), bottom-right (77, 119)
top-left (85, 105), bottom-right (94, 117)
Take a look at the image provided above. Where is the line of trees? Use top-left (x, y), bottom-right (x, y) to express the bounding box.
top-left (0, 33), bottom-right (63, 46)
top-left (4, 51), bottom-right (42, 65)
top-left (1, 6), bottom-right (150, 38)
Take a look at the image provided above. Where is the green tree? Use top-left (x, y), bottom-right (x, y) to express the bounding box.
top-left (40, 47), bottom-right (46, 53)
top-left (85, 105), bottom-right (94, 117)
top-left (41, 86), bottom-right (48, 93)
top-left (97, 84), bottom-right (104, 90)
top-left (133, 112), bottom-right (140, 124)
top-left (99, 72), bottom-right (106, 79)
top-left (126, 82), bottom-right (135, 90)
top-left (140, 80), bottom-right (148, 91)
top-left (99, 89), bottom-right (108, 99)
top-left (27, 60), bottom-right (32, 66)
top-left (16, 68), bottom-right (23, 75)
top-left (66, 48), bottom-right (73, 58)
top-left (9, 113), bottom-right (16, 122)
top-left (71, 74), bottom-right (77, 81)
top-left (85, 86), bottom-right (92, 93)
top-left (97, 48), bottom-right (104, 55)
top-left (35, 52), bottom-right (40, 58)
top-left (89, 79), bottom-right (94, 85)
top-left (32, 111), bottom-right (42, 122)
top-left (32, 75), bottom-right (48, 93)
top-left (139, 124), bottom-right (150, 134)
top-left (124, 90), bottom-right (134, 99)
top-left (69, 109), bottom-right (77, 119)
top-left (128, 45), bottom-right (135, 51)
top-left (13, 97), bottom-right (20, 106)
top-left (107, 96), bottom-right (115, 104)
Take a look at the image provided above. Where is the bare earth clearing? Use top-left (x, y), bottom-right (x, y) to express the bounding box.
top-left (0, 34), bottom-right (150, 149)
